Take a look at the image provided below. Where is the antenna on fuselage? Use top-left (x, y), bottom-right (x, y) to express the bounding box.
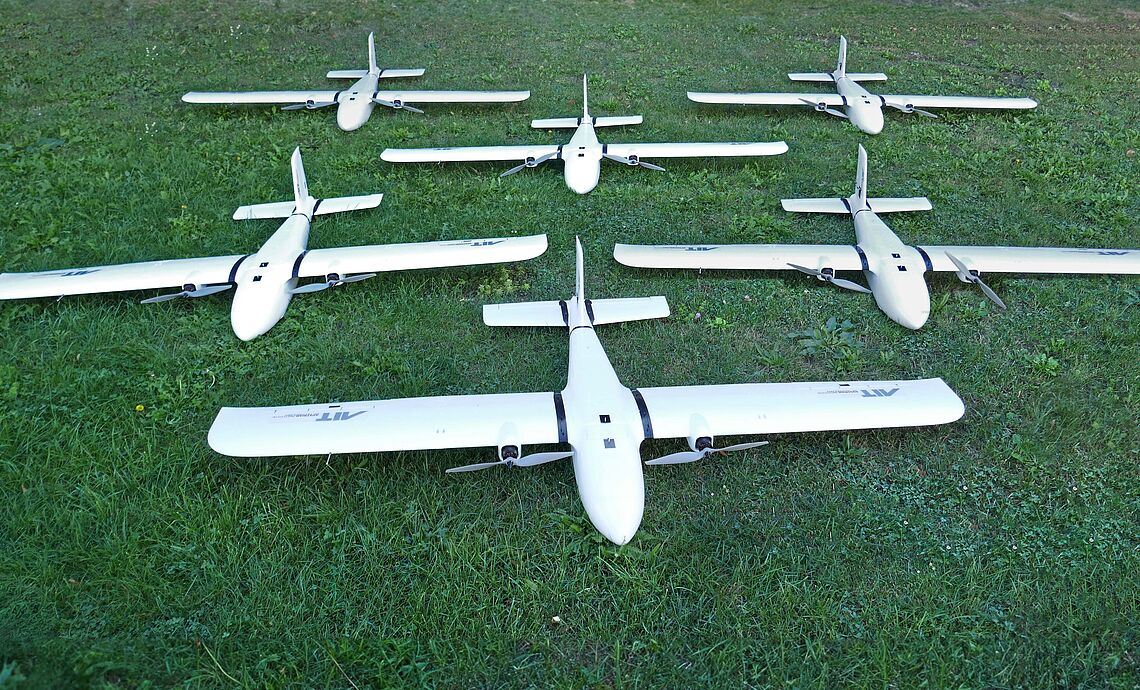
top-left (367, 32), bottom-right (378, 75)
top-left (582, 73), bottom-right (590, 120)
top-left (835, 35), bottom-right (848, 77)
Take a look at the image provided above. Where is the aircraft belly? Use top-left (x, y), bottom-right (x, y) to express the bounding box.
top-left (570, 433), bottom-right (645, 545)
top-left (230, 262), bottom-right (295, 340)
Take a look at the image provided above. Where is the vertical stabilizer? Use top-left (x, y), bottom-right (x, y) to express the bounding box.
top-left (836, 36), bottom-right (848, 76)
top-left (582, 73), bottom-right (590, 120)
top-left (367, 32), bottom-right (378, 74)
top-left (574, 236), bottom-right (586, 304)
top-left (854, 143), bottom-right (868, 207)
top-left (291, 147), bottom-right (309, 206)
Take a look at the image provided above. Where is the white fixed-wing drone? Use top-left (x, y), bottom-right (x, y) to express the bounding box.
top-left (209, 238), bottom-right (965, 545)
top-left (688, 36), bottom-right (1038, 134)
top-left (0, 148), bottom-right (548, 340)
top-left (182, 33), bottom-right (531, 131)
top-left (615, 145), bottom-right (1140, 330)
top-left (381, 75), bottom-right (788, 194)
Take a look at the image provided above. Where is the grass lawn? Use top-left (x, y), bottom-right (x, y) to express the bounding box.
top-left (1, 0), bottom-right (1137, 687)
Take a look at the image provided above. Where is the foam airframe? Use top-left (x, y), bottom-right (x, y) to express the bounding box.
top-left (182, 33), bottom-right (530, 131)
top-left (614, 145), bottom-right (1140, 330)
top-left (0, 148), bottom-right (548, 340)
top-left (689, 36), bottom-right (1037, 134)
top-left (381, 75), bottom-right (788, 194)
top-left (209, 238), bottom-right (966, 545)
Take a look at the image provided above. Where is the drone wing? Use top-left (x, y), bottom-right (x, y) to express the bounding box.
top-left (637, 378), bottom-right (964, 440)
top-left (381, 144), bottom-right (561, 164)
top-left (0, 254), bottom-right (245, 300)
top-left (374, 90), bottom-right (530, 104)
top-left (605, 141), bottom-right (788, 159)
top-left (918, 246), bottom-right (1140, 274)
top-left (295, 234), bottom-right (548, 278)
top-left (881, 95), bottom-right (1037, 111)
top-left (613, 243), bottom-right (865, 272)
top-left (209, 391), bottom-right (563, 457)
top-left (182, 90), bottom-right (339, 105)
top-left (688, 91), bottom-right (846, 106)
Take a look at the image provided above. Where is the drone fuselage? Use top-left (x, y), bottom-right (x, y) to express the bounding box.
top-left (563, 123), bottom-right (604, 194)
top-left (836, 77), bottom-right (886, 134)
top-left (229, 212), bottom-right (310, 340)
top-left (335, 73), bottom-right (379, 131)
top-left (853, 209), bottom-right (931, 329)
top-left (562, 324), bottom-right (646, 545)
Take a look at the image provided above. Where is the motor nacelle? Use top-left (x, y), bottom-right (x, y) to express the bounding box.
top-left (498, 443), bottom-right (521, 467)
top-left (687, 435), bottom-right (713, 453)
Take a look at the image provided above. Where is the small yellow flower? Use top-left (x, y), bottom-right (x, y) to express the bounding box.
top-left (135, 404), bottom-right (145, 412)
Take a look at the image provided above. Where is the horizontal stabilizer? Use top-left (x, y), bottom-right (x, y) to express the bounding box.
top-left (483, 300), bottom-right (567, 327)
top-left (588, 296), bottom-right (669, 325)
top-left (866, 197), bottom-right (932, 213)
top-left (780, 198), bottom-right (851, 214)
top-left (327, 68), bottom-right (426, 79)
top-left (530, 115), bottom-right (643, 129)
top-left (232, 194), bottom-right (383, 221)
top-left (788, 72), bottom-right (887, 82)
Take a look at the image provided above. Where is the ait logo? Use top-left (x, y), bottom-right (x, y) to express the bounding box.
top-left (315, 411), bottom-right (366, 422)
top-left (861, 388), bottom-right (899, 398)
top-left (52, 269), bottom-right (99, 277)
top-left (1071, 250), bottom-right (1129, 256)
top-left (470, 240), bottom-right (505, 247)
top-left (683, 246), bottom-right (717, 252)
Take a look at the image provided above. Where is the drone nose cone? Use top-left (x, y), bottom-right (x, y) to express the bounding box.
top-left (589, 501), bottom-right (644, 546)
top-left (850, 106), bottom-right (885, 135)
top-left (230, 317), bottom-right (268, 342)
top-left (565, 165), bottom-right (601, 195)
top-left (894, 309), bottom-right (929, 330)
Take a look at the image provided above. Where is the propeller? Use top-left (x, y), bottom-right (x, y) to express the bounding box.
top-left (373, 97), bottom-right (424, 114)
top-left (500, 151), bottom-right (560, 177)
top-left (140, 284), bottom-right (232, 304)
top-left (799, 97), bottom-right (848, 119)
top-left (602, 153), bottom-right (666, 172)
top-left (446, 451), bottom-right (572, 473)
top-left (944, 253), bottom-right (1006, 309)
top-left (289, 272), bottom-right (377, 295)
top-left (646, 440), bottom-right (768, 466)
top-left (787, 263), bottom-right (872, 294)
top-left (888, 102), bottom-right (938, 119)
top-left (282, 100), bottom-right (337, 111)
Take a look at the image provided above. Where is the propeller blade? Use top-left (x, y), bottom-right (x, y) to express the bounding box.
top-left (787, 263), bottom-right (871, 294)
top-left (637, 160), bottom-right (666, 171)
top-left (787, 263), bottom-right (822, 277)
top-left (445, 460), bottom-right (506, 473)
top-left (912, 107), bottom-right (939, 119)
top-left (186, 284), bottom-right (233, 298)
top-left (282, 100), bottom-right (336, 111)
top-left (799, 98), bottom-right (848, 119)
top-left (829, 277), bottom-right (873, 294)
top-left (645, 450), bottom-right (705, 466)
top-left (140, 291), bottom-right (188, 304)
top-left (975, 279), bottom-right (1007, 309)
top-left (500, 162), bottom-right (528, 177)
top-left (374, 98), bottom-right (424, 114)
top-left (339, 273), bottom-right (377, 284)
top-left (945, 252), bottom-right (1005, 309)
top-left (602, 153), bottom-right (667, 172)
top-left (516, 451), bottom-right (573, 467)
top-left (943, 252), bottom-right (971, 276)
top-left (716, 441), bottom-right (769, 454)
top-left (289, 282), bottom-right (333, 295)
